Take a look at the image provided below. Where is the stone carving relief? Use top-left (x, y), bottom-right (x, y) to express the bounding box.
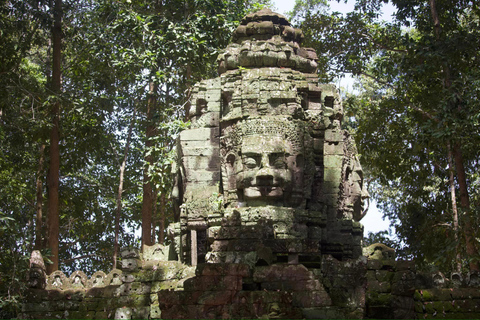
top-left (221, 118), bottom-right (310, 208)
top-left (88, 271), bottom-right (107, 288)
top-left (171, 8), bottom-right (369, 265)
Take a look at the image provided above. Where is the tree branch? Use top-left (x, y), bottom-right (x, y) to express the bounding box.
top-left (360, 33), bottom-right (407, 53)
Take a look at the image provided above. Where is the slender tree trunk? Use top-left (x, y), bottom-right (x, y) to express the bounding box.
top-left (152, 185), bottom-right (157, 244)
top-left (142, 80), bottom-right (157, 248)
top-left (46, 0), bottom-right (62, 274)
top-left (113, 109), bottom-right (136, 269)
top-left (158, 192), bottom-right (166, 244)
top-left (447, 142), bottom-right (461, 272)
top-left (454, 144), bottom-right (479, 271)
top-left (184, 64), bottom-right (192, 121)
top-left (35, 144), bottom-right (46, 250)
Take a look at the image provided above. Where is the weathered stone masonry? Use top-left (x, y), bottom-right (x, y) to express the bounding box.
top-left (20, 8), bottom-right (480, 319)
top-left (21, 245), bottom-right (480, 319)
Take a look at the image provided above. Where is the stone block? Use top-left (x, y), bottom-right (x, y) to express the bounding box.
top-left (150, 304), bottom-right (161, 319)
top-left (120, 273), bottom-right (135, 283)
top-left (207, 101), bottom-right (221, 112)
top-left (120, 259), bottom-right (139, 272)
top-left (119, 282), bottom-right (151, 296)
top-left (22, 301), bottom-right (51, 313)
top-left (261, 279), bottom-right (322, 292)
top-left (156, 304), bottom-right (189, 319)
top-left (114, 307), bottom-right (132, 319)
top-left (375, 269), bottom-right (395, 282)
top-left (451, 288), bottom-right (480, 299)
top-left (195, 263), bottom-right (250, 277)
top-left (324, 167), bottom-right (342, 182)
top-left (197, 290), bottom-right (234, 306)
top-left (396, 259), bottom-right (416, 271)
top-left (366, 259), bottom-right (384, 270)
top-left (150, 280), bottom-right (178, 292)
top-left (24, 289), bottom-right (49, 303)
top-left (64, 300), bottom-right (80, 311)
top-left (253, 264), bottom-right (313, 282)
top-left (180, 138), bottom-right (218, 149)
top-left (94, 311), bottom-right (109, 319)
top-left (205, 92), bottom-right (221, 102)
top-left (391, 270), bottom-right (416, 296)
top-left (323, 155), bottom-right (343, 168)
top-left (292, 290), bottom-right (332, 308)
top-left (324, 130), bottom-right (343, 142)
top-left (180, 127), bottom-right (219, 142)
top-left (183, 275), bottom-right (241, 291)
top-left (195, 111), bottom-right (220, 127)
top-left (79, 298), bottom-right (100, 311)
top-left (184, 169), bottom-right (221, 183)
top-left (85, 288), bottom-right (104, 299)
top-left (132, 306), bottom-right (150, 319)
top-left (367, 280), bottom-right (391, 293)
top-left (215, 225), bottom-right (264, 240)
top-left (182, 155), bottom-right (220, 171)
top-left (70, 311), bottom-right (95, 319)
top-left (120, 248), bottom-right (140, 259)
top-left (324, 141), bottom-right (344, 155)
top-left (322, 194), bottom-right (339, 206)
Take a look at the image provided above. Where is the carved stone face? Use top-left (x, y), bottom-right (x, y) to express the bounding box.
top-left (345, 157), bottom-right (369, 221)
top-left (235, 134), bottom-right (303, 207)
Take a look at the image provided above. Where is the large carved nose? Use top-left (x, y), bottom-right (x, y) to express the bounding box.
top-left (256, 167), bottom-right (274, 185)
top-left (362, 188), bottom-right (370, 199)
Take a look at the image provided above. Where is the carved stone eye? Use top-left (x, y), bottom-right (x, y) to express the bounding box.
top-left (244, 156), bottom-right (258, 169)
top-left (271, 154), bottom-right (286, 169)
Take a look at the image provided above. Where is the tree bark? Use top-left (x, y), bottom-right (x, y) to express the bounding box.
top-left (142, 80), bottom-right (157, 248)
top-left (158, 192), bottom-right (166, 244)
top-left (46, 0), bottom-right (62, 274)
top-left (454, 144), bottom-right (479, 271)
top-left (152, 185), bottom-right (158, 244)
top-left (447, 142), bottom-right (461, 272)
top-left (113, 108), bottom-right (136, 269)
top-left (35, 144), bottom-right (45, 250)
top-left (184, 64), bottom-right (192, 121)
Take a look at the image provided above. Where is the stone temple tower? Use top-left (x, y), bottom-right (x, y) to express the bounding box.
top-left (171, 8), bottom-right (368, 266)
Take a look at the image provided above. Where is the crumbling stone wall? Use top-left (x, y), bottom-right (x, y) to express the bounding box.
top-left (414, 287), bottom-right (480, 319)
top-left (363, 243), bottom-right (480, 319)
top-left (21, 246), bottom-right (480, 319)
top-left (21, 248), bottom-right (366, 319)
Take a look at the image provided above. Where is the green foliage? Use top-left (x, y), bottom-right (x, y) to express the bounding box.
top-left (287, 0), bottom-right (328, 23)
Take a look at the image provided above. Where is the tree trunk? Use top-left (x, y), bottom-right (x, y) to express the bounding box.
top-left (35, 144), bottom-right (45, 250)
top-left (152, 185), bottom-right (158, 244)
top-left (447, 142), bottom-right (461, 272)
top-left (113, 109), bottom-right (136, 269)
top-left (184, 64), bottom-right (192, 121)
top-left (158, 192), bottom-right (166, 244)
top-left (454, 144), bottom-right (479, 271)
top-left (141, 80), bottom-right (157, 248)
top-left (46, 0), bottom-right (62, 274)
